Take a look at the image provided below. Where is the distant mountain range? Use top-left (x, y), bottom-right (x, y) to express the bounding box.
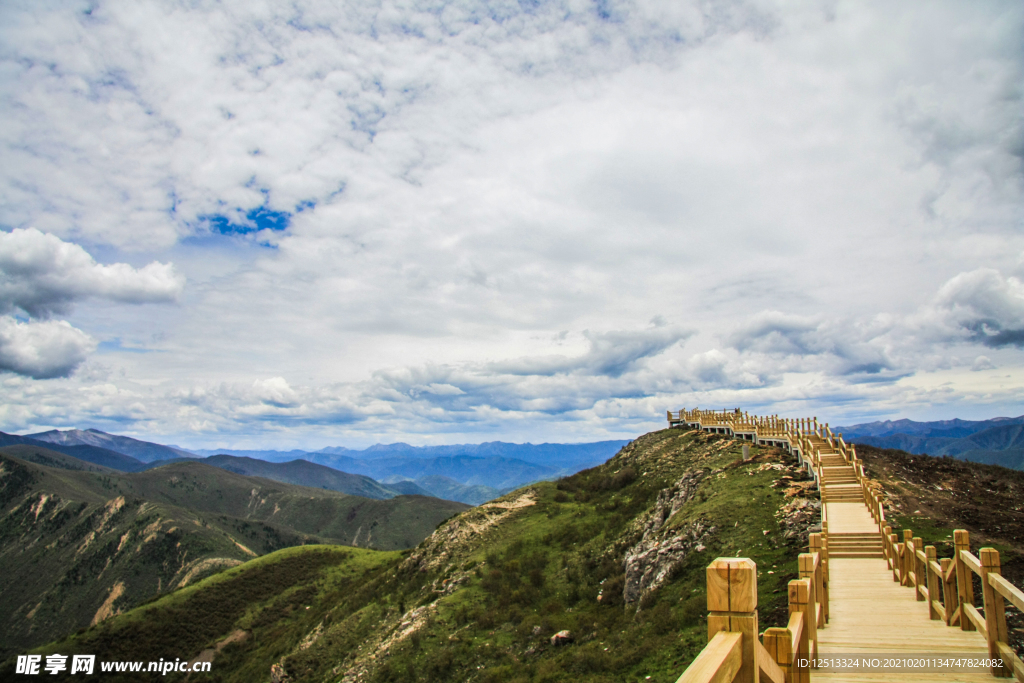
top-left (0, 431), bottom-right (150, 471)
top-left (25, 428), bottom-right (197, 463)
top-left (0, 446), bottom-right (467, 656)
top-left (837, 415), bottom-right (1024, 470)
top-left (2, 429), bottom-right (628, 505)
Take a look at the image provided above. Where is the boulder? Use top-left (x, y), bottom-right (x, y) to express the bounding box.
top-left (550, 630), bottom-right (573, 646)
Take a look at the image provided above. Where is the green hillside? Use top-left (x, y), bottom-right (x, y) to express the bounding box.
top-left (200, 455), bottom-right (401, 500)
top-left (0, 455), bottom-right (467, 658)
top-left (0, 444), bottom-right (119, 474)
top-left (11, 429), bottom-right (820, 682)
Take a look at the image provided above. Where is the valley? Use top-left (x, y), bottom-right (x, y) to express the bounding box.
top-left (0, 450), bottom-right (466, 657)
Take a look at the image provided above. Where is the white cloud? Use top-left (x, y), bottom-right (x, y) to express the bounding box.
top-left (0, 228), bottom-right (184, 378)
top-left (0, 318), bottom-right (95, 379)
top-left (726, 311), bottom-right (896, 376)
top-left (487, 327), bottom-right (692, 377)
top-left (972, 355), bottom-right (996, 371)
top-left (0, 228), bottom-right (184, 317)
top-left (929, 268), bottom-right (1024, 347)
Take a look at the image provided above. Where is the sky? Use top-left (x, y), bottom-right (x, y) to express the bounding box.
top-left (1, 0), bottom-right (1022, 450)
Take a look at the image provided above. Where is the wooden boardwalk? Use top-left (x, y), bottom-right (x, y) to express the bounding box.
top-left (815, 502), bottom-right (992, 682)
top-left (672, 409), bottom-right (1023, 683)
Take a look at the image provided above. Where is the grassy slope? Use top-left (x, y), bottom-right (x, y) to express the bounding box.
top-left (202, 455), bottom-right (401, 500)
top-left (14, 429), bottom-right (818, 683)
top-left (0, 456), bottom-right (467, 659)
top-left (0, 444), bottom-right (119, 474)
top-left (120, 462), bottom-right (468, 548)
top-left (0, 454), bottom-right (326, 658)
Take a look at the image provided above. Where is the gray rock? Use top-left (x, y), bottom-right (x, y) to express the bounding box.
top-left (550, 630), bottom-right (573, 646)
top-left (623, 470), bottom-right (713, 605)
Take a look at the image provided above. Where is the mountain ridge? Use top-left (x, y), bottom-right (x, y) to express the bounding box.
top-left (838, 416), bottom-right (1024, 469)
top-left (0, 452), bottom-right (467, 657)
top-left (24, 428), bottom-right (197, 463)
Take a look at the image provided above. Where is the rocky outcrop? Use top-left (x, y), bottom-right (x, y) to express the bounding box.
top-left (775, 496), bottom-right (821, 546)
top-left (622, 470), bottom-right (714, 605)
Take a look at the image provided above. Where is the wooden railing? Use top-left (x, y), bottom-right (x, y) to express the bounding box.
top-left (677, 537), bottom-right (829, 683)
top-left (880, 526), bottom-right (1024, 680)
top-left (667, 407), bottom-right (851, 476)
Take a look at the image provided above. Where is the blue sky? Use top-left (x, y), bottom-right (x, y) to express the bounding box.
top-left (1, 0), bottom-right (1022, 449)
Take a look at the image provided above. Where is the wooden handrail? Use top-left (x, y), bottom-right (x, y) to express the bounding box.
top-left (756, 640), bottom-right (786, 683)
top-left (666, 408), bottom-right (825, 475)
top-left (883, 525), bottom-right (1018, 679)
top-left (961, 549), bottom-right (982, 575)
top-left (668, 408), bottom-right (1023, 682)
top-left (675, 631), bottom-right (742, 683)
top-left (989, 573), bottom-right (1024, 613)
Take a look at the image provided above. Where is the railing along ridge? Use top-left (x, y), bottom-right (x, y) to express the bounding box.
top-left (670, 407), bottom-right (1024, 683)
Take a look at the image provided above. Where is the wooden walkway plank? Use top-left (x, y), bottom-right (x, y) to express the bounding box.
top-left (823, 502), bottom-right (877, 535)
top-left (815, 506), bottom-right (994, 682)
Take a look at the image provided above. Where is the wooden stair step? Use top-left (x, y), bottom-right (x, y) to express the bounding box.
top-left (829, 533), bottom-right (881, 538)
top-left (829, 550), bottom-right (883, 558)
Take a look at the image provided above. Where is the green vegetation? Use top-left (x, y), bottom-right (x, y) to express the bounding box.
top-left (7, 429), bottom-right (818, 682)
top-left (0, 453), bottom-right (466, 657)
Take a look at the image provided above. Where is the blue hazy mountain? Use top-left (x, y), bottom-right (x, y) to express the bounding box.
top-left (191, 440), bottom-right (628, 494)
top-left (0, 431), bottom-right (147, 471)
top-left (24, 428), bottom-right (197, 463)
top-left (838, 416), bottom-right (1024, 470)
top-left (11, 430), bottom-right (629, 503)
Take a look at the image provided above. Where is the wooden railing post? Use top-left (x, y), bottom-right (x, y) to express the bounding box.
top-left (940, 557), bottom-right (957, 626)
top-left (925, 546), bottom-right (940, 619)
top-left (789, 578), bottom-right (812, 681)
top-left (798, 553), bottom-right (820, 657)
top-left (761, 627), bottom-right (792, 683)
top-left (882, 525), bottom-right (892, 568)
top-left (913, 536), bottom-right (925, 601)
top-left (979, 548), bottom-right (1012, 677)
top-left (901, 530), bottom-right (914, 587)
top-left (954, 529), bottom-right (976, 631)
top-left (809, 534), bottom-right (828, 623)
top-left (707, 558), bottom-right (759, 682)
top-left (893, 536), bottom-right (902, 583)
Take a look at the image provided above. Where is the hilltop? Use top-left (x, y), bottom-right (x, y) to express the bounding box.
top-left (10, 429), bottom-right (821, 682)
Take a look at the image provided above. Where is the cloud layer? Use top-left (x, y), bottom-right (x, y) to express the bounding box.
top-left (0, 1), bottom-right (1022, 446)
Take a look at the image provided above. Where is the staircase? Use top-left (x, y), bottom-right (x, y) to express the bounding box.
top-left (815, 440), bottom-right (863, 502)
top-left (827, 531), bottom-right (884, 558)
